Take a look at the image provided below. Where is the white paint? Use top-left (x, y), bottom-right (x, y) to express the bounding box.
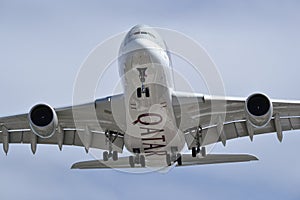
top-left (118, 25), bottom-right (185, 166)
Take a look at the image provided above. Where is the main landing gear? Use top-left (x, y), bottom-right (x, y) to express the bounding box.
top-left (190, 125), bottom-right (206, 157)
top-left (191, 146), bottom-right (206, 157)
top-left (166, 147), bottom-right (182, 166)
top-left (103, 150), bottom-right (118, 161)
top-left (129, 154), bottom-right (146, 168)
top-left (166, 153), bottom-right (182, 166)
top-left (102, 131), bottom-right (121, 161)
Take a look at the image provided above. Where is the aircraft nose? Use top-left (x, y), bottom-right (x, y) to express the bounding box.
top-left (123, 25), bottom-right (152, 47)
top-left (121, 25), bottom-right (166, 52)
top-left (130, 24), bottom-right (150, 32)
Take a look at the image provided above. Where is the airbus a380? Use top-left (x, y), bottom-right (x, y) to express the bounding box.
top-left (1, 25), bottom-right (299, 170)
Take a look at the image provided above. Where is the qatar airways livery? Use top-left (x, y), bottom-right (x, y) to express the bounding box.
top-left (1, 25), bottom-right (300, 170)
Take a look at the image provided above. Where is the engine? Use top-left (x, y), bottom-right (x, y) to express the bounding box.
top-left (245, 93), bottom-right (273, 127)
top-left (28, 104), bottom-right (58, 138)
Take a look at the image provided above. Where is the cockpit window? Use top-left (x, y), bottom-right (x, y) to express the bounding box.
top-left (133, 31), bottom-right (156, 38)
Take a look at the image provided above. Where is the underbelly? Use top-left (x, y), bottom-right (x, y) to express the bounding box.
top-left (124, 83), bottom-right (185, 160)
top-left (121, 49), bottom-right (185, 165)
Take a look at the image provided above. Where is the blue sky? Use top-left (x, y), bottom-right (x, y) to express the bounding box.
top-left (0, 1), bottom-right (300, 199)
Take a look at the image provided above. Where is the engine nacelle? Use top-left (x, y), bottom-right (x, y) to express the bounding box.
top-left (245, 93), bottom-right (273, 127)
top-left (28, 104), bottom-right (58, 138)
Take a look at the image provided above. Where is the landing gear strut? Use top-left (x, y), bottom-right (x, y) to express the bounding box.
top-left (136, 67), bottom-right (150, 98)
top-left (191, 126), bottom-right (206, 157)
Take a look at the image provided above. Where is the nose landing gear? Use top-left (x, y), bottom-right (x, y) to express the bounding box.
top-left (136, 67), bottom-right (150, 98)
top-left (137, 86), bottom-right (150, 98)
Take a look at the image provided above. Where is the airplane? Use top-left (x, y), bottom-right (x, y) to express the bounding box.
top-left (1, 24), bottom-right (300, 170)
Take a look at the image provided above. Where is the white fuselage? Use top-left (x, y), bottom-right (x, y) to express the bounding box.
top-left (118, 25), bottom-right (185, 165)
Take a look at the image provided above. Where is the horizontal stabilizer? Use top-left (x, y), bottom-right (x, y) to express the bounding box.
top-left (71, 157), bottom-right (143, 169)
top-left (178, 154), bottom-right (258, 167)
top-left (71, 154), bottom-right (258, 169)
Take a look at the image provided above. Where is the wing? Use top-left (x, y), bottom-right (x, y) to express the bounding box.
top-left (172, 92), bottom-right (300, 149)
top-left (0, 94), bottom-right (125, 154)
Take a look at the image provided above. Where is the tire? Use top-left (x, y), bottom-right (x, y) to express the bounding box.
top-left (171, 154), bottom-right (177, 162)
top-left (177, 153), bottom-right (182, 166)
top-left (129, 156), bottom-right (135, 168)
top-left (192, 147), bottom-right (197, 157)
top-left (137, 88), bottom-right (142, 98)
top-left (103, 151), bottom-right (109, 161)
top-left (112, 151), bottom-right (118, 161)
top-left (201, 147), bottom-right (206, 157)
top-left (145, 87), bottom-right (150, 97)
top-left (134, 155), bottom-right (140, 164)
top-left (166, 154), bottom-right (171, 166)
top-left (140, 155), bottom-right (146, 167)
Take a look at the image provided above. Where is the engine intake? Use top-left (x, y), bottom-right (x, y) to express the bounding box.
top-left (29, 104), bottom-right (58, 138)
top-left (245, 93), bottom-right (273, 127)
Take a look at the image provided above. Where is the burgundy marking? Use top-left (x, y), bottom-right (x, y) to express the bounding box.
top-left (140, 127), bottom-right (164, 136)
top-left (141, 135), bottom-right (165, 142)
top-left (132, 113), bottom-right (162, 125)
top-left (143, 143), bottom-right (166, 151)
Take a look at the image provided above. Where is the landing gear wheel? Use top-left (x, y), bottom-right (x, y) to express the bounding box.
top-left (140, 155), bottom-right (146, 167)
top-left (201, 147), bottom-right (206, 157)
top-left (192, 147), bottom-right (197, 157)
top-left (137, 88), bottom-right (142, 98)
top-left (135, 156), bottom-right (140, 164)
top-left (129, 156), bottom-right (135, 168)
top-left (171, 154), bottom-right (177, 162)
top-left (112, 151), bottom-right (118, 161)
top-left (176, 153), bottom-right (182, 166)
top-left (145, 87), bottom-right (150, 97)
top-left (166, 154), bottom-right (171, 166)
top-left (103, 151), bottom-right (109, 161)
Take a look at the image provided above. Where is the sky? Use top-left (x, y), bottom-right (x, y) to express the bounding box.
top-left (0, 0), bottom-right (300, 199)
